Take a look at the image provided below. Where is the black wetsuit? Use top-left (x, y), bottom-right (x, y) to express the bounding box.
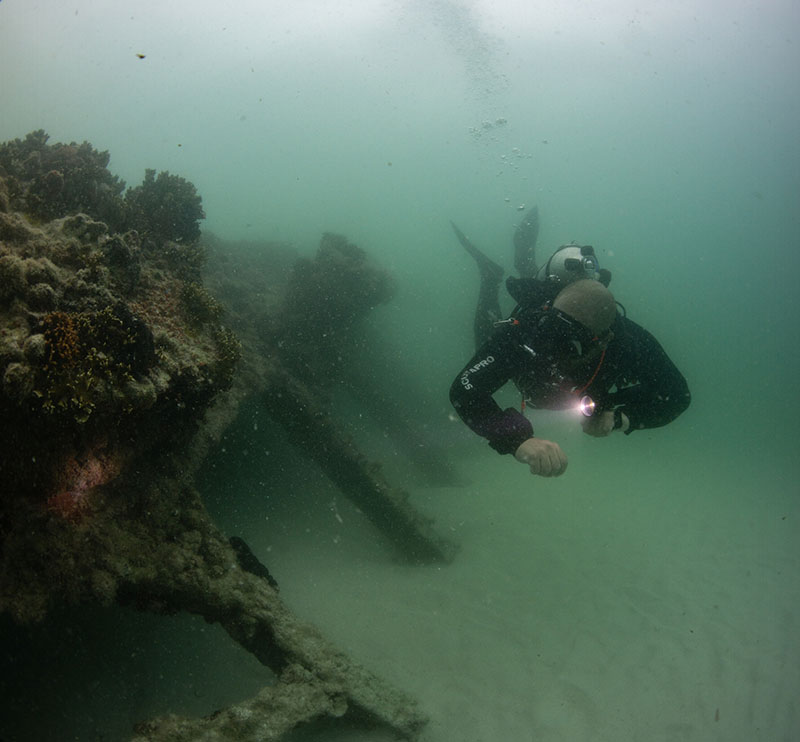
top-left (449, 307), bottom-right (691, 455)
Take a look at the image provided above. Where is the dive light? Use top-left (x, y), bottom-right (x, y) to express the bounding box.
top-left (579, 395), bottom-right (596, 417)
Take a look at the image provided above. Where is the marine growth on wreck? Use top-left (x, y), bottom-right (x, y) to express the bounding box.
top-left (0, 131), bottom-right (438, 741)
top-left (0, 131), bottom-right (238, 540)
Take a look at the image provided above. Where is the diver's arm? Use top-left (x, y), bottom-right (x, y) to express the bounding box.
top-left (613, 320), bottom-right (691, 433)
top-left (449, 334), bottom-right (532, 455)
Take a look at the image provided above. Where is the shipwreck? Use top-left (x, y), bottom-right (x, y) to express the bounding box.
top-left (0, 131), bottom-right (458, 741)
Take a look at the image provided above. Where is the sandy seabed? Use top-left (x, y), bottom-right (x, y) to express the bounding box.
top-left (1, 417), bottom-right (796, 742)
top-left (257, 421), bottom-right (798, 742)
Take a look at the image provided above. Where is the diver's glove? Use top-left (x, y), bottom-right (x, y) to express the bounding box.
top-left (581, 409), bottom-right (629, 437)
top-left (514, 437), bottom-right (568, 477)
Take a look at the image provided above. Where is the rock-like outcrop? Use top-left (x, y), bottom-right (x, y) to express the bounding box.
top-left (0, 132), bottom-right (444, 740)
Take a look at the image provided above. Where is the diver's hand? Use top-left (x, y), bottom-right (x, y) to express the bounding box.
top-left (581, 410), bottom-right (615, 437)
top-left (581, 410), bottom-right (629, 437)
top-left (514, 438), bottom-right (568, 477)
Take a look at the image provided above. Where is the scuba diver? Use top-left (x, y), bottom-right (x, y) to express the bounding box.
top-left (449, 208), bottom-right (690, 477)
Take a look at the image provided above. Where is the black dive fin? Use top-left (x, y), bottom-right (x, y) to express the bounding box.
top-left (513, 205), bottom-right (539, 278)
top-left (450, 221), bottom-right (503, 283)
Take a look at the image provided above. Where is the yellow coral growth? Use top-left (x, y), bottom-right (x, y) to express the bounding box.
top-left (41, 311), bottom-right (80, 368)
top-left (37, 309), bottom-right (134, 423)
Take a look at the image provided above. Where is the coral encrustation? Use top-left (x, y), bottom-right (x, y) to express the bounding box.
top-left (46, 448), bottom-right (123, 520)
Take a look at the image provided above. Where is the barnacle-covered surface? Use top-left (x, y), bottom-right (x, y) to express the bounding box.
top-left (0, 131), bottom-right (238, 619)
top-left (0, 132), bottom-right (429, 741)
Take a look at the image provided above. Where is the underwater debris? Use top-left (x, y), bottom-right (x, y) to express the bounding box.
top-left (0, 132), bottom-right (435, 741)
top-left (263, 366), bottom-right (458, 564)
top-left (0, 132), bottom-right (238, 504)
top-left (275, 232), bottom-right (396, 385)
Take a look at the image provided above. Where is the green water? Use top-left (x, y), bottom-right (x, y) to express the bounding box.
top-left (1, 1), bottom-right (798, 740)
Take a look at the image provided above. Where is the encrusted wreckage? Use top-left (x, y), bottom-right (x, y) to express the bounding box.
top-left (0, 132), bottom-right (457, 740)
